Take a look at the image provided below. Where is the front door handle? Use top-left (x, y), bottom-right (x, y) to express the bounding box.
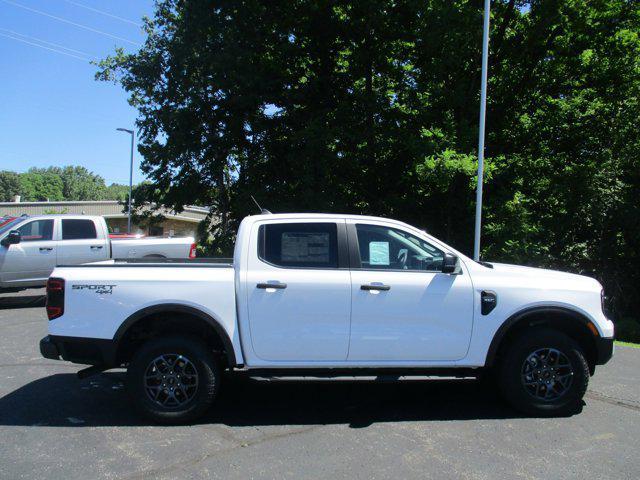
top-left (257, 282), bottom-right (287, 289)
top-left (39, 247), bottom-right (53, 251)
top-left (361, 284), bottom-right (391, 291)
top-left (90, 245), bottom-right (104, 250)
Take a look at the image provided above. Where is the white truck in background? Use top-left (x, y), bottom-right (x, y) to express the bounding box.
top-left (0, 214), bottom-right (196, 291)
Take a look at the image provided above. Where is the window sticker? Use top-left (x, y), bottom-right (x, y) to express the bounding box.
top-left (281, 232), bottom-right (330, 263)
top-left (369, 241), bottom-right (390, 265)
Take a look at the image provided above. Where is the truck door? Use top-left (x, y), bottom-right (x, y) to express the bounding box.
top-left (0, 218), bottom-right (56, 286)
top-left (346, 221), bottom-right (474, 361)
top-left (246, 220), bottom-right (351, 361)
top-left (57, 218), bottom-right (109, 265)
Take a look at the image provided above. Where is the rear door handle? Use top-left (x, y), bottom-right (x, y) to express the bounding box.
top-left (39, 247), bottom-right (53, 251)
top-left (90, 245), bottom-right (104, 250)
top-left (361, 284), bottom-right (391, 291)
top-left (257, 282), bottom-right (287, 289)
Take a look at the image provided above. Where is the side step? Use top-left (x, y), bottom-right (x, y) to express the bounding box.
top-left (230, 367), bottom-right (481, 379)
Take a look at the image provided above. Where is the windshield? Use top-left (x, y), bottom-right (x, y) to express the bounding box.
top-left (0, 217), bottom-right (25, 237)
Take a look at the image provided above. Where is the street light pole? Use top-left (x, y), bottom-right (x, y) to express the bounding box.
top-left (473, 0), bottom-right (491, 261)
top-left (116, 128), bottom-right (135, 234)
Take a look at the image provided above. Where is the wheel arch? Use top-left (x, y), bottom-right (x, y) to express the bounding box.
top-left (485, 306), bottom-right (600, 374)
top-left (112, 303), bottom-right (237, 367)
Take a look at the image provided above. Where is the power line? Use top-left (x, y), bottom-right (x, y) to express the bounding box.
top-left (64, 0), bottom-right (142, 27)
top-left (0, 32), bottom-right (90, 61)
top-left (0, 28), bottom-right (96, 59)
top-left (1, 0), bottom-right (141, 46)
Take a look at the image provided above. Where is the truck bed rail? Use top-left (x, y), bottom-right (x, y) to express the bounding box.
top-left (58, 258), bottom-right (234, 268)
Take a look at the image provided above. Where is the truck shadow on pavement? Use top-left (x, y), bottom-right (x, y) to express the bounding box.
top-left (0, 371), bottom-right (547, 428)
top-left (0, 295), bottom-right (46, 310)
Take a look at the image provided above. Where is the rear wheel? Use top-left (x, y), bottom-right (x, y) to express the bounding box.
top-left (126, 335), bottom-right (220, 424)
top-left (498, 328), bottom-right (589, 416)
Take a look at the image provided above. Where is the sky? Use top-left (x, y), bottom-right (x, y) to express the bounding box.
top-left (0, 0), bottom-right (155, 185)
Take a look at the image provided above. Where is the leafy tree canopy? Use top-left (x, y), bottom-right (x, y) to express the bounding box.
top-left (0, 166), bottom-right (135, 203)
top-left (0, 171), bottom-right (21, 202)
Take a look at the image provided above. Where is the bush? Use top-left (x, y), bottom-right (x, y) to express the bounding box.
top-left (614, 317), bottom-right (640, 344)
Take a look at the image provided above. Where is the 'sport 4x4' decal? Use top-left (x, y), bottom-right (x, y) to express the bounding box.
top-left (72, 284), bottom-right (116, 295)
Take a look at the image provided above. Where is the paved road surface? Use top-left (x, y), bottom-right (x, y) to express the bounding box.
top-left (0, 289), bottom-right (638, 479)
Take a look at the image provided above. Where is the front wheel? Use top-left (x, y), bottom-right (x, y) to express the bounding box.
top-left (126, 335), bottom-right (220, 424)
top-left (498, 328), bottom-right (589, 416)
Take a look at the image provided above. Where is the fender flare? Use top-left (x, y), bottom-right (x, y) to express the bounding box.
top-left (113, 303), bottom-right (237, 367)
top-left (485, 306), bottom-right (597, 367)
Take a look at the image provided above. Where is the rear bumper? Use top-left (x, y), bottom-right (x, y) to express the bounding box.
top-left (595, 336), bottom-right (614, 365)
top-left (40, 335), bottom-right (116, 366)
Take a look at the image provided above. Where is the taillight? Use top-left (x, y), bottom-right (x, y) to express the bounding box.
top-left (46, 277), bottom-right (65, 320)
top-left (189, 242), bottom-right (197, 259)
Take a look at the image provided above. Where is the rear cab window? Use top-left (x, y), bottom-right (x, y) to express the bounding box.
top-left (258, 223), bottom-right (339, 269)
top-left (61, 219), bottom-right (97, 240)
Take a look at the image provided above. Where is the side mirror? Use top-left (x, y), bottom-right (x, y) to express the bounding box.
top-left (1, 230), bottom-right (21, 247)
top-left (441, 253), bottom-right (458, 274)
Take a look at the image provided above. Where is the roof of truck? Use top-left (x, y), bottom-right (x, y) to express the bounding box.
top-left (241, 212), bottom-right (471, 261)
top-left (246, 212), bottom-right (408, 223)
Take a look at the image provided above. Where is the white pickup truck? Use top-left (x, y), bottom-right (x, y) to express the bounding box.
top-left (39, 213), bottom-right (614, 423)
top-left (0, 214), bottom-right (195, 291)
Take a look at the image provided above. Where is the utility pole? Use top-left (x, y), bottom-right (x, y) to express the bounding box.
top-left (116, 128), bottom-right (135, 234)
top-left (473, 0), bottom-right (491, 261)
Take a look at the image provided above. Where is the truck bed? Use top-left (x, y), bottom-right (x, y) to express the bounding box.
top-left (48, 261), bottom-right (240, 353)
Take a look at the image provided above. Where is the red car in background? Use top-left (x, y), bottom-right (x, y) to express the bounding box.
top-left (0, 216), bottom-right (17, 229)
top-left (108, 232), bottom-right (146, 239)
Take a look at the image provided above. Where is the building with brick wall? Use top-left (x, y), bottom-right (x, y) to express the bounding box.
top-left (0, 200), bottom-right (209, 238)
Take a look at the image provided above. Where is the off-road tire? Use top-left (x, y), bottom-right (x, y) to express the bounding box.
top-left (126, 335), bottom-right (220, 424)
top-left (498, 328), bottom-right (589, 416)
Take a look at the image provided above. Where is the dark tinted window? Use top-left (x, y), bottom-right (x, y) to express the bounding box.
top-left (260, 223), bottom-right (338, 268)
top-left (62, 219), bottom-right (97, 240)
top-left (17, 219), bottom-right (54, 242)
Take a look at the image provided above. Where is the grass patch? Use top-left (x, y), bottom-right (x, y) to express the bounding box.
top-left (615, 341), bottom-right (640, 349)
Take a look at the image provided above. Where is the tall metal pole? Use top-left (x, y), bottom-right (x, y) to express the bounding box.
top-left (117, 128), bottom-right (135, 234)
top-left (128, 131), bottom-right (134, 234)
top-left (473, 0), bottom-right (491, 261)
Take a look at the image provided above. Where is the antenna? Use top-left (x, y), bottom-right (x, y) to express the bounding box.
top-left (250, 195), bottom-right (272, 215)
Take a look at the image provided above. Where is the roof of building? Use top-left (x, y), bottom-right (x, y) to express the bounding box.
top-left (0, 201), bottom-right (209, 223)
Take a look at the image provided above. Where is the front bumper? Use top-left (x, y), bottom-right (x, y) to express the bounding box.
top-left (40, 335), bottom-right (116, 366)
top-left (595, 336), bottom-right (614, 365)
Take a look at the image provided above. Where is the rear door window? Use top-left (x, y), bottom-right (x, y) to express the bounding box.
top-left (259, 223), bottom-right (338, 268)
top-left (61, 219), bottom-right (97, 240)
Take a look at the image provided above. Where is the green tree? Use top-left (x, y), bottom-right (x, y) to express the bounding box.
top-left (26, 166), bottom-right (109, 201)
top-left (59, 166), bottom-right (108, 200)
top-left (106, 183), bottom-right (131, 201)
top-left (0, 171), bottom-right (21, 201)
top-left (19, 170), bottom-right (64, 201)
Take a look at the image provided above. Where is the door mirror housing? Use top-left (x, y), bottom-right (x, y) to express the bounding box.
top-left (441, 253), bottom-right (458, 274)
top-left (1, 230), bottom-right (21, 247)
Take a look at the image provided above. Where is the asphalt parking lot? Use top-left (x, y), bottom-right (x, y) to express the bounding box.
top-left (0, 289), bottom-right (638, 480)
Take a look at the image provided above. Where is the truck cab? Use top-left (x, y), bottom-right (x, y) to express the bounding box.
top-left (0, 215), bottom-right (109, 290)
top-left (1, 214), bottom-right (196, 291)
